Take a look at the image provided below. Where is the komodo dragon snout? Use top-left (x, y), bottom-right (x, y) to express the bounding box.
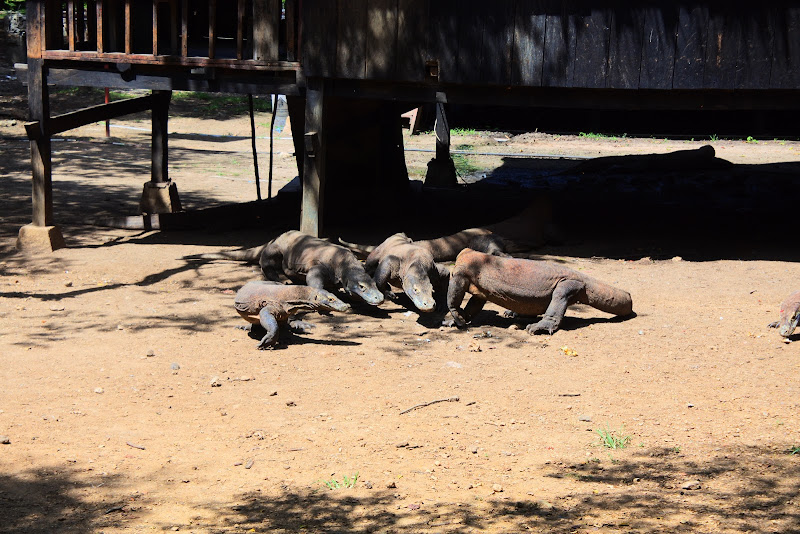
top-left (342, 271), bottom-right (385, 306)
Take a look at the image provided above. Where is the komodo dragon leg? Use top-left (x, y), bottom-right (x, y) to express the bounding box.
top-left (288, 316), bottom-right (316, 333)
top-left (259, 242), bottom-right (285, 281)
top-left (525, 279), bottom-right (585, 335)
top-left (256, 307), bottom-right (281, 349)
top-left (447, 274), bottom-right (487, 327)
top-left (373, 256), bottom-right (402, 301)
top-left (304, 264), bottom-right (337, 292)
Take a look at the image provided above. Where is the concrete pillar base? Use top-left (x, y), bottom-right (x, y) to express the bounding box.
top-left (139, 180), bottom-right (182, 214)
top-left (424, 157), bottom-right (458, 188)
top-left (16, 223), bottom-right (66, 252)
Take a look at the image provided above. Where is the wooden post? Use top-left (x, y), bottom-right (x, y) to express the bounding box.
top-left (151, 90), bottom-right (171, 184)
top-left (424, 100), bottom-right (457, 187)
top-left (27, 1), bottom-right (53, 227)
top-left (300, 78), bottom-right (326, 236)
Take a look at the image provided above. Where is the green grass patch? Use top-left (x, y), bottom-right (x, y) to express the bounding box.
top-left (789, 446), bottom-right (800, 455)
top-left (579, 131), bottom-right (626, 141)
top-left (596, 427), bottom-right (631, 450)
top-left (451, 127), bottom-right (477, 135)
top-left (320, 473), bottom-right (359, 490)
top-left (452, 153), bottom-right (480, 176)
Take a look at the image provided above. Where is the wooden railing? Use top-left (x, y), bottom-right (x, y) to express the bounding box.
top-left (29, 0), bottom-right (298, 70)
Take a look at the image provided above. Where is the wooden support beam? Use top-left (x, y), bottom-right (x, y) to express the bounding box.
top-left (181, 0), bottom-right (188, 57)
top-left (151, 90), bottom-right (172, 183)
top-left (208, 0), bottom-right (217, 59)
top-left (300, 78), bottom-right (326, 237)
top-left (152, 0), bottom-right (159, 55)
top-left (67, 0), bottom-right (75, 50)
top-left (125, 0), bottom-right (132, 54)
top-left (237, 0), bottom-right (245, 60)
top-left (253, 0), bottom-right (280, 61)
top-left (24, 95), bottom-right (155, 139)
top-left (27, 58), bottom-right (53, 227)
top-left (96, 0), bottom-right (104, 53)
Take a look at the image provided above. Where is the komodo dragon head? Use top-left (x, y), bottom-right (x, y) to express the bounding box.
top-left (310, 289), bottom-right (352, 313)
top-left (342, 269), bottom-right (385, 306)
top-left (401, 263), bottom-right (438, 313)
top-left (777, 306), bottom-right (800, 338)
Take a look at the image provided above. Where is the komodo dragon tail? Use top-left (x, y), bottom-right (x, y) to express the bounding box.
top-left (584, 278), bottom-right (634, 317)
top-left (189, 245), bottom-right (266, 263)
top-left (337, 238), bottom-right (375, 259)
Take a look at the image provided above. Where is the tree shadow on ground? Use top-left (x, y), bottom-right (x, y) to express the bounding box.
top-left (199, 444), bottom-right (800, 533)
top-left (0, 468), bottom-right (133, 534)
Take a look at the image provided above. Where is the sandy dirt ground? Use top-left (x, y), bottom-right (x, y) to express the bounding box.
top-left (3, 46), bottom-right (800, 533)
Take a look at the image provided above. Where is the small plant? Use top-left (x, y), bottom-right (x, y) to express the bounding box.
top-left (746, 136), bottom-right (758, 144)
top-left (321, 472), bottom-right (359, 489)
top-left (596, 427), bottom-right (631, 449)
top-left (789, 446), bottom-right (800, 455)
top-left (451, 127), bottom-right (477, 135)
top-left (709, 134), bottom-right (719, 141)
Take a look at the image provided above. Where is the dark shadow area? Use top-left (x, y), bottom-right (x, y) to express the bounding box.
top-left (0, 468), bottom-right (132, 534)
top-left (199, 444), bottom-right (800, 533)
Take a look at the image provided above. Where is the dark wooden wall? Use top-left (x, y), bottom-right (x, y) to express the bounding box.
top-left (301, 1), bottom-right (800, 91)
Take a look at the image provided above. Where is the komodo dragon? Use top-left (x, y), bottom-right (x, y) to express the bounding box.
top-left (768, 290), bottom-right (800, 338)
top-left (447, 249), bottom-right (634, 334)
top-left (197, 230), bottom-right (385, 306)
top-left (234, 280), bottom-right (350, 349)
top-left (340, 196), bottom-right (557, 262)
top-left (363, 233), bottom-right (451, 312)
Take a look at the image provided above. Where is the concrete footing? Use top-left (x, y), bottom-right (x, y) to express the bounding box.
top-left (16, 223), bottom-right (66, 252)
top-left (139, 180), bottom-right (182, 214)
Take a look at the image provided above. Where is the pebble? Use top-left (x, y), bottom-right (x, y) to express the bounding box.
top-left (396, 442), bottom-right (409, 448)
top-left (0, 436), bottom-right (10, 444)
top-left (385, 480), bottom-right (397, 488)
top-left (681, 480), bottom-right (701, 490)
top-left (445, 361), bottom-right (462, 369)
top-left (171, 363), bottom-right (181, 370)
top-left (285, 401), bottom-right (296, 407)
top-left (537, 500), bottom-right (554, 512)
top-left (94, 387), bottom-right (104, 394)
top-left (364, 481), bottom-right (373, 489)
top-left (64, 281), bottom-right (73, 287)
top-left (49, 304), bottom-right (65, 311)
top-left (209, 376), bottom-right (222, 387)
top-left (492, 484), bottom-right (503, 493)
top-left (578, 415), bottom-right (592, 422)
top-left (146, 349), bottom-right (156, 358)
top-left (471, 447), bottom-right (478, 454)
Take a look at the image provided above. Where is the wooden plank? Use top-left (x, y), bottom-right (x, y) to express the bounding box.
top-left (396, 0), bottom-right (428, 82)
top-left (428, 0), bottom-right (459, 83)
top-left (96, 0), bottom-right (104, 53)
top-left (639, 5), bottom-right (677, 89)
top-left (736, 7), bottom-right (773, 89)
top-left (208, 0), bottom-right (216, 59)
top-left (673, 4), bottom-right (707, 89)
top-left (607, 5), bottom-right (644, 89)
top-left (542, 2), bottom-right (576, 87)
top-left (300, 78), bottom-right (326, 237)
top-left (571, 6), bottom-right (611, 88)
top-left (366, 0), bottom-right (398, 80)
top-left (181, 0), bottom-right (188, 57)
top-left (703, 4), bottom-right (742, 89)
top-left (125, 0), bottom-right (132, 55)
top-left (769, 6), bottom-right (800, 89)
top-left (512, 0), bottom-right (546, 87)
top-left (455, 0), bottom-right (484, 84)
top-left (301, 0), bottom-right (338, 77)
top-left (40, 49), bottom-right (301, 69)
top-left (479, 0), bottom-right (515, 84)
top-left (67, 0), bottom-right (76, 50)
top-left (337, 0), bottom-right (368, 79)
top-left (27, 0), bottom-right (43, 58)
top-left (152, 0), bottom-right (158, 55)
top-left (27, 57), bottom-right (53, 227)
top-left (237, 0), bottom-right (244, 60)
top-left (151, 90), bottom-right (171, 183)
top-left (25, 95), bottom-right (155, 139)
top-left (285, 0), bottom-right (297, 61)
top-left (253, 0), bottom-right (280, 61)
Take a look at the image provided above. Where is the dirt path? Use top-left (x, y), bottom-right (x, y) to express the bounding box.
top-left (3, 59), bottom-right (800, 531)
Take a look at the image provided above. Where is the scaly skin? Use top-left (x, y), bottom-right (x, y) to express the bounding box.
top-left (447, 249), bottom-right (633, 335)
top-left (769, 290), bottom-right (800, 338)
top-left (234, 281), bottom-right (350, 349)
top-left (365, 233), bottom-right (449, 313)
top-left (258, 231), bottom-right (384, 306)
